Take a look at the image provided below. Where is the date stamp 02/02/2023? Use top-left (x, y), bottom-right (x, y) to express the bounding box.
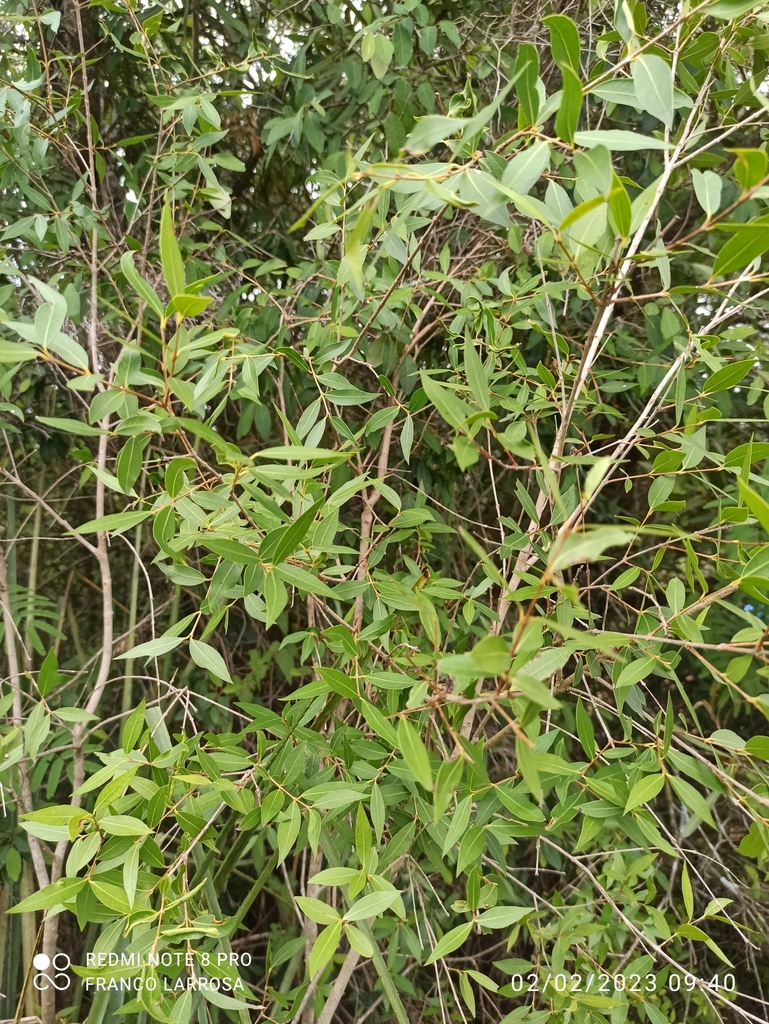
top-left (495, 969), bottom-right (738, 998)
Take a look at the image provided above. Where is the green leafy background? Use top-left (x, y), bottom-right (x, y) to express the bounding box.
top-left (2, 0), bottom-right (769, 1022)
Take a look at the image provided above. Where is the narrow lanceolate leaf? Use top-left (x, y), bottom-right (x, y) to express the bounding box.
top-left (669, 775), bottom-right (716, 828)
top-left (515, 44), bottom-right (540, 125)
top-left (99, 815), bottom-right (152, 836)
top-left (295, 896), bottom-right (341, 925)
top-left (397, 717), bottom-right (433, 791)
top-left (345, 890), bottom-right (400, 921)
top-left (8, 877), bottom-right (85, 913)
top-left (738, 478), bottom-right (769, 535)
top-left (120, 251), bottom-right (165, 317)
top-left (576, 698), bottom-right (596, 760)
top-left (475, 906), bottom-right (532, 929)
top-left (543, 13), bottom-right (580, 71)
top-left (681, 863), bottom-right (694, 919)
top-left (123, 843), bottom-right (139, 908)
top-left (308, 920), bottom-right (343, 977)
top-left (424, 921), bottom-right (473, 965)
top-left (189, 639), bottom-right (233, 683)
top-left (516, 738), bottom-right (541, 803)
top-left (277, 801), bottom-right (301, 863)
top-left (0, 340), bottom-right (37, 363)
top-left (701, 359), bottom-right (754, 394)
top-left (624, 773), bottom-right (665, 813)
top-left (71, 511), bottom-right (151, 535)
top-left (160, 202), bottom-right (186, 297)
top-left (117, 636), bottom-right (184, 661)
top-left (464, 336), bottom-right (490, 411)
top-left (712, 220), bottom-right (769, 278)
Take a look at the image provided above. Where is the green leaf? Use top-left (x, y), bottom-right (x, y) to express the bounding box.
top-left (201, 538), bottom-right (260, 565)
top-left (309, 920), bottom-right (343, 977)
top-left (117, 636), bottom-right (184, 661)
top-left (370, 34), bottom-right (394, 80)
top-left (475, 905), bottom-right (531, 929)
top-left (0, 340), bottom-right (37, 363)
top-left (632, 54), bottom-right (674, 127)
top-left (442, 796), bottom-right (473, 856)
top-left (359, 700), bottom-right (399, 747)
top-left (738, 478), bottom-right (769, 535)
top-left (275, 562), bottom-right (335, 597)
top-left (434, 756), bottom-right (463, 821)
top-left (344, 199), bottom-right (377, 298)
top-left (543, 14), bottom-right (580, 71)
top-left (189, 638), bottom-right (232, 682)
top-left (123, 842), bottom-right (139, 908)
top-left (311, 789), bottom-right (368, 811)
top-left (261, 500), bottom-right (321, 565)
top-left (712, 221), bottom-right (769, 278)
top-left (37, 416), bottom-right (107, 436)
top-left (516, 738), bottom-right (541, 802)
top-left (392, 20), bottom-right (413, 66)
top-left (424, 921), bottom-right (473, 965)
top-left (624, 773), bottom-right (665, 813)
top-left (345, 924), bottom-right (374, 957)
top-left (404, 115), bottom-right (470, 155)
top-left (456, 823), bottom-right (487, 872)
top-left (277, 801), bottom-right (301, 863)
top-left (668, 775), bottom-right (716, 828)
top-left (397, 717), bottom-right (433, 791)
top-left (708, 0), bottom-right (764, 17)
top-left (253, 445), bottom-right (352, 461)
top-left (616, 655), bottom-right (656, 689)
top-left (120, 252), bottom-right (165, 317)
top-left (471, 635), bottom-right (511, 676)
top-left (573, 130), bottom-right (669, 151)
top-left (575, 698), bottom-right (596, 760)
top-left (37, 648), bottom-right (60, 697)
top-left (160, 202), bottom-right (186, 297)
top-left (345, 890), bottom-right (400, 920)
top-left (701, 359), bottom-right (754, 393)
top-left (746, 735), bottom-right (769, 761)
top-left (515, 44), bottom-right (540, 125)
top-left (644, 1004), bottom-right (671, 1024)
top-left (99, 814), bottom-right (152, 836)
top-left (676, 924), bottom-right (733, 965)
top-left (167, 294), bottom-right (212, 318)
top-left (122, 698), bottom-right (146, 751)
top-left (691, 169), bottom-right (722, 217)
top-left (71, 511), bottom-right (151, 535)
top-left (501, 141), bottom-right (550, 195)
top-left (682, 863), bottom-right (694, 919)
top-left (552, 528), bottom-right (633, 570)
top-left (90, 879), bottom-right (133, 914)
top-left (420, 373), bottom-right (474, 431)
top-left (555, 66), bottom-right (582, 144)
top-left (295, 896), bottom-right (341, 924)
top-left (608, 177), bottom-right (632, 238)
top-left (309, 868), bottom-right (359, 886)
top-left (8, 877), bottom-right (85, 913)
top-left (464, 337), bottom-right (490, 411)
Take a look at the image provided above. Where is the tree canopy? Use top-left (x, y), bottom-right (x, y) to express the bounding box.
top-left (2, 1), bottom-right (769, 1023)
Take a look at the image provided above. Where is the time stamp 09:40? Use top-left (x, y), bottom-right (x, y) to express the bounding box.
top-left (500, 972), bottom-right (738, 997)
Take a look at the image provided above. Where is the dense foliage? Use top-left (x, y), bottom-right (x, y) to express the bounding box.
top-left (3, 0), bottom-right (769, 1022)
